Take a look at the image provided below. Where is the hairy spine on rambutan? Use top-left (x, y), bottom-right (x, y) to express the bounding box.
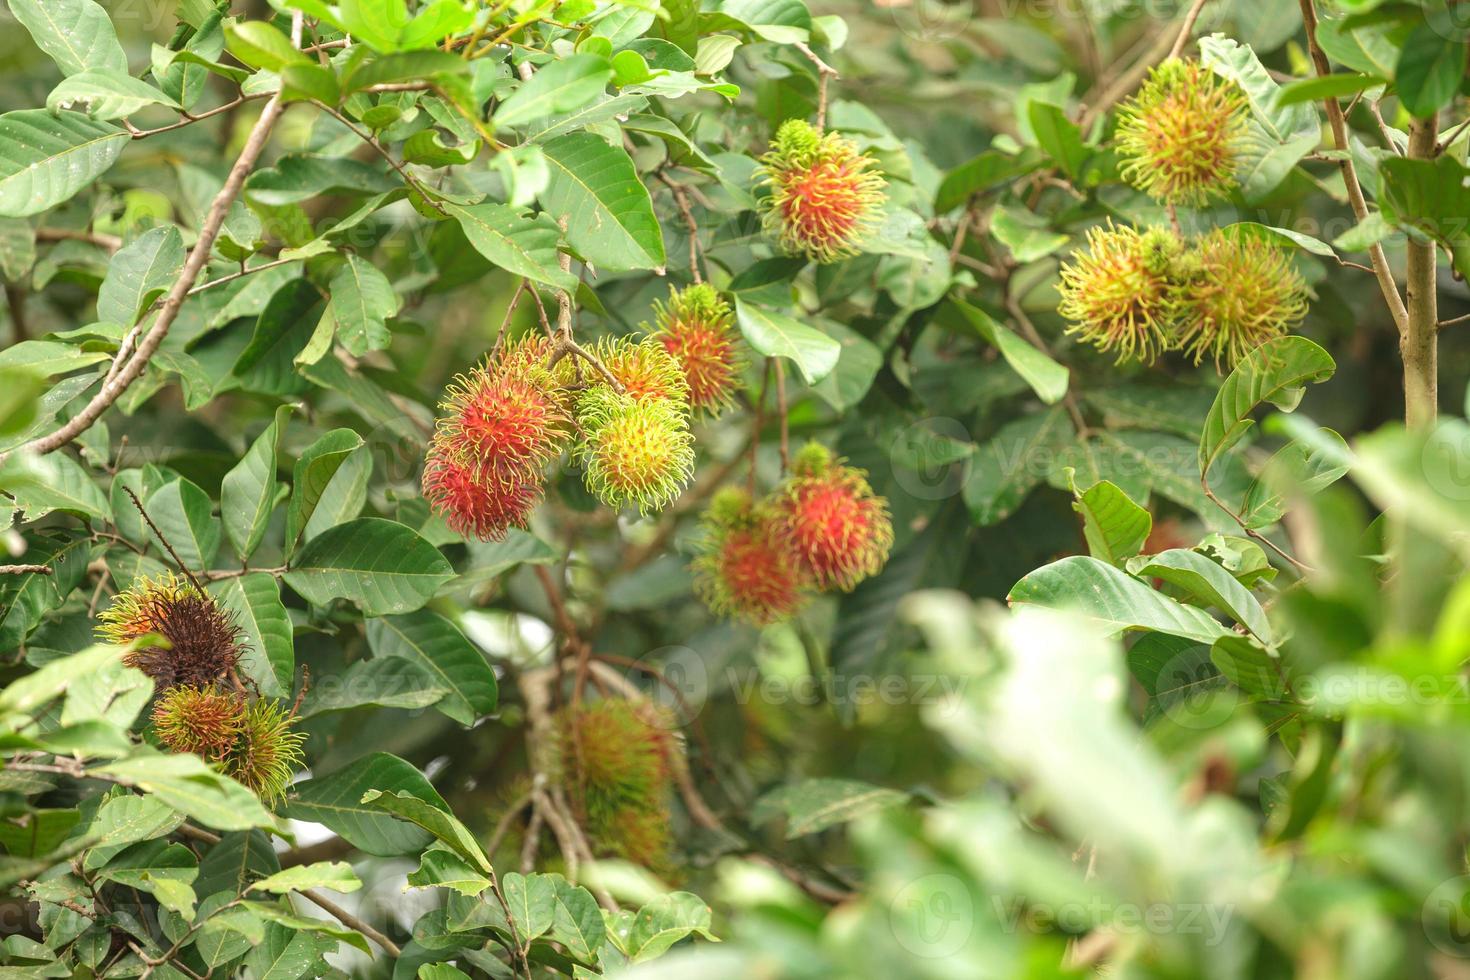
top-left (593, 336), bottom-right (691, 405)
top-left (692, 487), bottom-right (809, 625)
top-left (224, 698), bottom-right (306, 805)
top-left (97, 575), bottom-right (245, 691)
top-left (1057, 223), bottom-right (1184, 365)
top-left (649, 284), bottom-right (745, 415)
top-left (770, 443), bottom-right (894, 592)
top-left (574, 387), bottom-right (694, 514)
top-left (152, 686), bottom-right (245, 762)
top-left (1116, 58), bottom-right (1248, 207)
top-left (757, 118), bottom-right (887, 263)
top-left (1172, 229), bottom-right (1309, 368)
top-left (422, 450), bottom-right (542, 542)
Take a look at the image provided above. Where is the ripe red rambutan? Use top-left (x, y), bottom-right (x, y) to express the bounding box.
top-left (770, 443), bottom-right (894, 592)
top-left (649, 284), bottom-right (745, 415)
top-left (422, 449), bottom-right (542, 541)
top-left (594, 336), bottom-right (690, 405)
top-left (757, 119), bottom-right (887, 263)
top-left (693, 487), bottom-right (809, 625)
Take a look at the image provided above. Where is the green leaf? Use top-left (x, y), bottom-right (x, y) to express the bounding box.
top-left (284, 753), bottom-right (447, 856)
top-left (1008, 555), bottom-right (1232, 644)
top-left (359, 789), bottom-right (491, 874)
top-left (549, 876), bottom-right (605, 961)
top-left (48, 70), bottom-right (180, 120)
top-left (1199, 35), bottom-right (1318, 143)
top-left (716, 0), bottom-right (812, 43)
top-left (329, 254), bottom-right (400, 357)
top-left (962, 407), bottom-right (1070, 525)
top-left (0, 643), bottom-right (116, 725)
top-left (286, 428), bottom-right (366, 556)
top-left (501, 871), bottom-right (557, 939)
top-left (1395, 25), bottom-right (1465, 118)
top-left (944, 299), bottom-right (1068, 404)
top-left (751, 777), bottom-right (908, 838)
top-left (444, 202), bottom-right (578, 292)
top-left (97, 226), bottom-right (185, 327)
top-left (539, 132), bottom-right (665, 271)
top-left (366, 610), bottom-right (498, 726)
top-left (1072, 477), bottom-right (1151, 565)
top-left (210, 574), bottom-right (294, 698)
top-left (623, 892), bottom-right (718, 962)
top-left (97, 751), bottom-right (275, 831)
top-left (10, 0), bottom-right (127, 76)
top-left (0, 451), bottom-right (110, 522)
top-left (733, 298), bottom-right (841, 384)
top-left (1027, 101), bottom-right (1086, 178)
top-left (144, 477), bottom-right (221, 571)
top-left (250, 862), bottom-right (362, 895)
top-left (1272, 72), bottom-right (1385, 107)
top-left (0, 110), bottom-right (128, 217)
top-left (1198, 336), bottom-right (1336, 481)
top-left (223, 20), bottom-right (309, 72)
top-left (406, 843), bottom-right (491, 897)
top-left (493, 54), bottom-right (613, 129)
top-left (283, 517), bottom-right (453, 615)
top-left (1130, 548), bottom-right (1273, 643)
top-left (220, 405), bottom-right (291, 561)
top-left (934, 148), bottom-right (1044, 213)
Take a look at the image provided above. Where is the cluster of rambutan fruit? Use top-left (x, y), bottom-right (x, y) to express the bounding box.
top-left (1058, 59), bottom-right (1309, 368)
top-left (97, 573), bottom-right (304, 803)
top-left (693, 443), bottom-right (894, 626)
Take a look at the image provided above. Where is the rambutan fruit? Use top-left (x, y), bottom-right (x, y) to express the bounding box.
top-left (223, 698), bottom-right (306, 805)
top-left (431, 334), bottom-right (570, 488)
top-left (649, 284), bottom-right (745, 416)
top-left (97, 575), bottom-right (245, 691)
top-left (1172, 229), bottom-right (1309, 368)
top-left (1116, 58), bottom-right (1248, 207)
top-left (692, 487), bottom-right (809, 625)
top-left (422, 449), bottom-right (541, 542)
top-left (757, 118), bottom-right (887, 263)
top-left (770, 443), bottom-right (894, 593)
top-left (574, 387), bottom-right (694, 514)
top-left (1057, 222), bottom-right (1184, 365)
top-left (594, 336), bottom-right (690, 405)
top-left (152, 686), bottom-right (245, 762)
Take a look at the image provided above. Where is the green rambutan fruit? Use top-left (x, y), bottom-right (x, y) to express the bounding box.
top-left (770, 443), bottom-right (894, 593)
top-left (757, 118), bottom-right (887, 263)
top-left (151, 686), bottom-right (245, 762)
top-left (574, 387), bottom-right (694, 514)
top-left (97, 574), bottom-right (245, 691)
top-left (594, 336), bottom-right (691, 405)
top-left (1057, 222), bottom-right (1185, 365)
top-left (1116, 58), bottom-right (1249, 207)
top-left (1173, 229), bottom-right (1309, 368)
top-left (223, 698), bottom-right (306, 805)
top-left (648, 284), bottom-right (745, 416)
top-left (692, 487), bottom-right (810, 625)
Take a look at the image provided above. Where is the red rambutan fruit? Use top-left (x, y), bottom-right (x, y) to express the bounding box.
top-left (757, 119), bottom-right (887, 263)
top-left (649, 284), bottom-right (745, 416)
top-left (594, 336), bottom-right (690, 405)
top-left (693, 487), bottom-right (809, 625)
top-left (770, 443), bottom-right (894, 592)
top-left (422, 449), bottom-right (542, 541)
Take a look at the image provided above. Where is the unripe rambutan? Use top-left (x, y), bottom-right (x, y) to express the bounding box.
top-left (224, 698), bottom-right (306, 805)
top-left (422, 449), bottom-right (542, 542)
top-left (757, 119), bottom-right (887, 263)
top-left (152, 686), bottom-right (245, 762)
top-left (97, 575), bottom-right (245, 691)
top-left (649, 284), bottom-right (745, 415)
top-left (431, 335), bottom-right (570, 488)
top-left (1057, 223), bottom-right (1184, 365)
top-left (693, 487), bottom-right (809, 625)
top-left (594, 336), bottom-right (690, 405)
top-left (574, 387), bottom-right (694, 514)
top-left (771, 443), bottom-right (893, 592)
top-left (1116, 58), bottom-right (1248, 207)
top-left (1173, 229), bottom-right (1309, 368)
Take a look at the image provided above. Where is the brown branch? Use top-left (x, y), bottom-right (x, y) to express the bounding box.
top-left (312, 101), bottom-right (448, 216)
top-left (0, 564), bottom-right (51, 575)
top-left (1404, 111), bottom-right (1439, 428)
top-left (35, 227), bottom-right (122, 251)
top-left (794, 42), bottom-right (837, 131)
top-left (774, 359), bottom-right (790, 473)
top-left (656, 171), bottom-right (705, 284)
top-left (297, 888), bottom-right (403, 959)
top-left (0, 15), bottom-right (303, 468)
top-left (1167, 0), bottom-right (1212, 60)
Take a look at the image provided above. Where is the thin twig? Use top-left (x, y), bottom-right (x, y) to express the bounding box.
top-left (656, 171), bottom-right (705, 283)
top-left (0, 564), bottom-right (51, 575)
top-left (312, 101), bottom-right (448, 216)
top-left (1167, 0), bottom-right (1212, 60)
top-left (774, 359), bottom-right (790, 473)
top-left (297, 889), bottom-right (403, 958)
top-left (794, 42), bottom-right (837, 131)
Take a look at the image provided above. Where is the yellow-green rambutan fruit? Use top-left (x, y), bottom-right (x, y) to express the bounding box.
top-left (97, 574), bottom-right (245, 691)
top-left (593, 336), bottom-right (690, 405)
top-left (693, 486), bottom-right (810, 625)
top-left (1116, 58), bottom-right (1249, 207)
top-left (649, 284), bottom-right (745, 416)
top-left (757, 119), bottom-right (887, 263)
top-left (1057, 222), bottom-right (1184, 365)
top-left (1173, 229), bottom-right (1309, 368)
top-left (770, 443), bottom-right (894, 593)
top-left (222, 698), bottom-right (306, 805)
top-left (575, 387), bottom-right (694, 514)
top-left (152, 686), bottom-right (245, 762)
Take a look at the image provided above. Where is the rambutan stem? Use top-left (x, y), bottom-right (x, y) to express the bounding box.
top-left (774, 359), bottom-right (790, 473)
top-left (1167, 0), bottom-right (1212, 60)
top-left (123, 488), bottom-right (206, 593)
top-left (656, 171), bottom-right (705, 284)
top-left (1404, 112), bottom-right (1440, 429)
top-left (795, 42), bottom-right (838, 132)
